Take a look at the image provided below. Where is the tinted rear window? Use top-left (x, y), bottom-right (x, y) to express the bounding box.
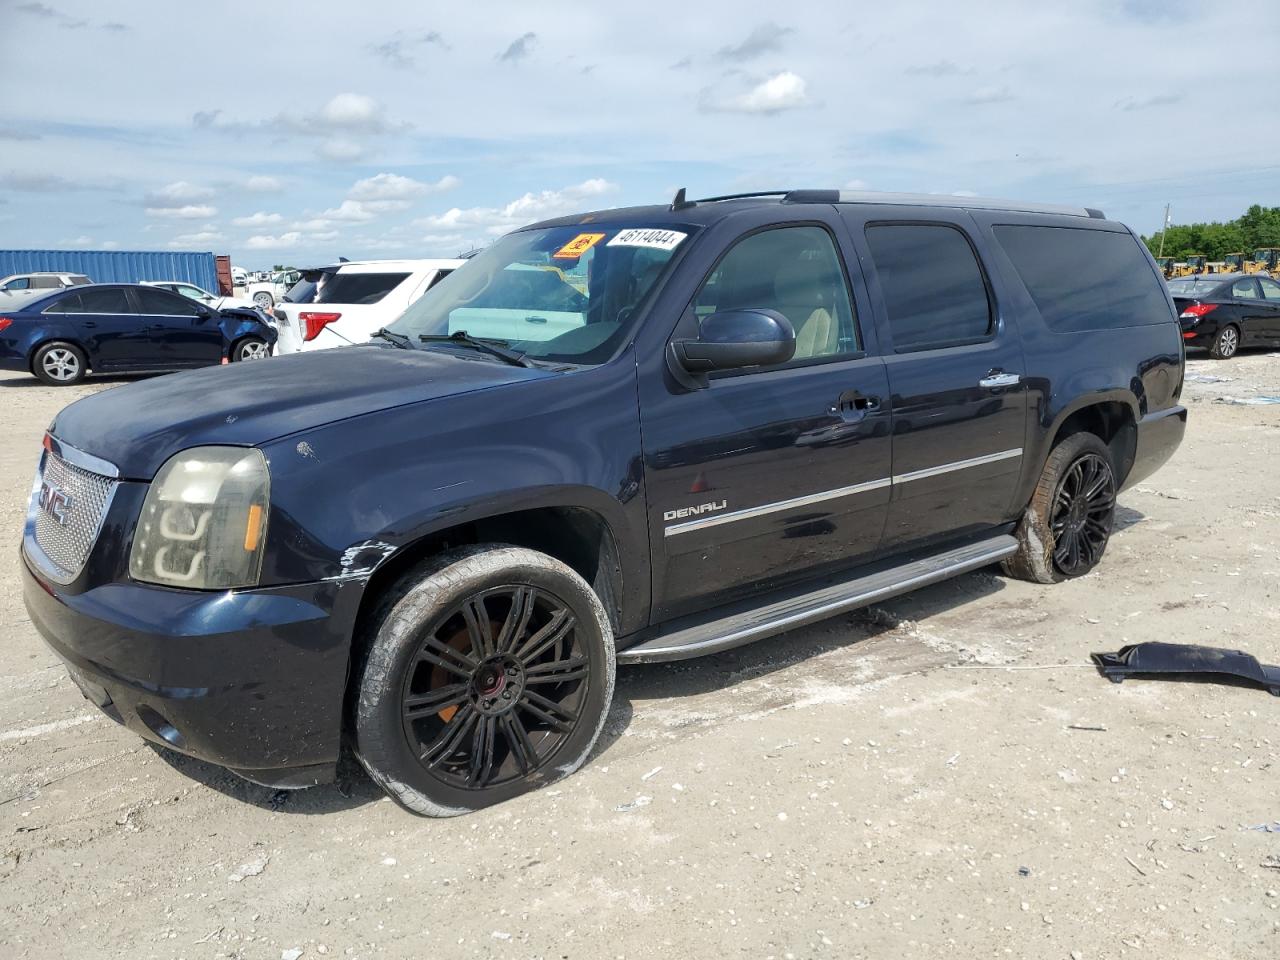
top-left (72, 287), bottom-right (133, 313)
top-left (315, 272), bottom-right (410, 305)
top-left (993, 226), bottom-right (1173, 331)
top-left (864, 223), bottom-right (993, 351)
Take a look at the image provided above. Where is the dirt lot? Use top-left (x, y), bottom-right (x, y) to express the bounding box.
top-left (1, 353), bottom-right (1278, 960)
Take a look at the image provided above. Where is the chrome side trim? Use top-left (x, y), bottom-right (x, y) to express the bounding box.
top-left (46, 435), bottom-right (121, 479)
top-left (893, 448), bottom-right (1022, 485)
top-left (664, 477), bottom-right (891, 537)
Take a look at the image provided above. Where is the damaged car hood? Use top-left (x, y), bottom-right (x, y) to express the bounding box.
top-left (50, 345), bottom-right (554, 479)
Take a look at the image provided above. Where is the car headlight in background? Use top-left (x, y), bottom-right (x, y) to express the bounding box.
top-left (130, 447), bottom-right (270, 589)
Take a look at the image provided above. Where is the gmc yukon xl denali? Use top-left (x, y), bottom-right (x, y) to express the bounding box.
top-left (21, 190), bottom-right (1187, 815)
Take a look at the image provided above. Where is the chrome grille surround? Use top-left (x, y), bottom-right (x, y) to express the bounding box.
top-left (23, 441), bottom-right (120, 585)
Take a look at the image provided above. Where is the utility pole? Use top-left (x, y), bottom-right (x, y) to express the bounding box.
top-left (1157, 203), bottom-right (1171, 258)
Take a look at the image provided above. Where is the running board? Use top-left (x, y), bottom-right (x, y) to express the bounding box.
top-left (617, 534), bottom-right (1017, 664)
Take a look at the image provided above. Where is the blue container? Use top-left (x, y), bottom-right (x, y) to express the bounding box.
top-left (0, 250), bottom-right (219, 292)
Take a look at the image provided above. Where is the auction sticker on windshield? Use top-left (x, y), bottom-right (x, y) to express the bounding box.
top-left (607, 228), bottom-right (687, 251)
top-left (553, 232), bottom-right (607, 259)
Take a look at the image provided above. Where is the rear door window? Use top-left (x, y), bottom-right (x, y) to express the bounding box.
top-left (864, 223), bottom-right (992, 351)
top-left (315, 272), bottom-right (410, 305)
top-left (31, 276), bottom-right (63, 288)
top-left (1230, 277), bottom-right (1261, 300)
top-left (1259, 278), bottom-right (1280, 301)
top-left (992, 225), bottom-right (1174, 331)
top-left (70, 287), bottom-right (134, 313)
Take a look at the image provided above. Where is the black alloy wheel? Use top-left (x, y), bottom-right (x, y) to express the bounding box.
top-left (1048, 451), bottom-right (1116, 577)
top-left (400, 586), bottom-right (589, 791)
top-left (354, 545), bottom-right (615, 816)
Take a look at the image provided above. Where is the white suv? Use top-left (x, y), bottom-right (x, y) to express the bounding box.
top-left (1, 272), bottom-right (92, 291)
top-left (273, 258), bottom-right (463, 354)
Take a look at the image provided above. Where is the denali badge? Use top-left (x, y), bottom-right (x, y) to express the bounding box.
top-left (38, 481), bottom-right (72, 525)
top-left (664, 500), bottom-right (727, 522)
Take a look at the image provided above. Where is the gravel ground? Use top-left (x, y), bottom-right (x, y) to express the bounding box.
top-left (1, 352), bottom-right (1278, 959)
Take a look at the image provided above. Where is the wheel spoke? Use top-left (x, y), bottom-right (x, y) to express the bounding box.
top-left (500, 712), bottom-right (537, 774)
top-left (467, 717), bottom-right (497, 787)
top-left (520, 689), bottom-right (578, 732)
top-left (524, 655), bottom-right (588, 685)
top-left (514, 609), bottom-right (574, 666)
top-left (403, 682), bottom-right (468, 718)
top-left (414, 635), bottom-right (477, 678)
top-left (423, 704), bottom-right (479, 768)
top-left (495, 586), bottom-right (535, 655)
top-left (461, 597), bottom-right (494, 659)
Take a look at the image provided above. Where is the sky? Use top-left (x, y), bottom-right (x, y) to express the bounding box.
top-left (2, 0), bottom-right (1278, 269)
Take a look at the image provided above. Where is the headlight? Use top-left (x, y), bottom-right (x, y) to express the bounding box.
top-left (129, 447), bottom-right (270, 590)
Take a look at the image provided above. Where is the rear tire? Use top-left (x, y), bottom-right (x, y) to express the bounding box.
top-left (353, 544), bottom-right (616, 817)
top-left (1209, 324), bottom-right (1240, 359)
top-left (232, 336), bottom-right (270, 361)
top-left (31, 341), bottom-right (87, 385)
top-left (1003, 432), bottom-right (1117, 584)
top-left (253, 292), bottom-right (274, 311)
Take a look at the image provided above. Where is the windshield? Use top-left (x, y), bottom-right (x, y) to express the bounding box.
top-left (388, 223), bottom-right (694, 365)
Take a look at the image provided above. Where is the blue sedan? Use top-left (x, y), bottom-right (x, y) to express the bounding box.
top-left (0, 283), bottom-right (276, 385)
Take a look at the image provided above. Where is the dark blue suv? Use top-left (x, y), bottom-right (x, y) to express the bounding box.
top-left (20, 190), bottom-right (1186, 815)
top-left (0, 283), bottom-right (276, 384)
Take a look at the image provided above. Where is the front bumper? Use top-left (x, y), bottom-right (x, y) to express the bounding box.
top-left (1123, 404), bottom-right (1187, 490)
top-left (21, 549), bottom-right (363, 788)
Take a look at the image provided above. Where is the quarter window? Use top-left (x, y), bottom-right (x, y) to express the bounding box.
top-left (1260, 278), bottom-right (1280, 301)
top-left (694, 226), bottom-right (858, 360)
top-left (865, 224), bottom-right (992, 351)
top-left (1232, 278), bottom-right (1261, 300)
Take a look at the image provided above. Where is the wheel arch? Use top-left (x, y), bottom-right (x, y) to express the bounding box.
top-left (1047, 395), bottom-right (1138, 485)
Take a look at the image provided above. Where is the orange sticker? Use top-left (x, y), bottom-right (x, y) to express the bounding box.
top-left (553, 232), bottom-right (606, 259)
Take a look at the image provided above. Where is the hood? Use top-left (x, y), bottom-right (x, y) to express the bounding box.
top-left (50, 345), bottom-right (553, 478)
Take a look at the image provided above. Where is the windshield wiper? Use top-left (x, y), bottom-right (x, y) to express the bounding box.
top-left (418, 331), bottom-right (532, 368)
top-left (371, 327), bottom-right (415, 349)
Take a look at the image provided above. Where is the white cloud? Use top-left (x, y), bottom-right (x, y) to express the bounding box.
top-left (961, 85), bottom-right (1014, 105)
top-left (169, 229), bottom-right (224, 248)
top-left (414, 178), bottom-right (618, 237)
top-left (319, 138), bottom-right (367, 162)
top-left (349, 172), bottom-right (459, 202)
top-left (232, 211), bottom-right (283, 227)
top-left (844, 178), bottom-right (870, 191)
top-left (319, 93), bottom-right (385, 132)
top-left (724, 71), bottom-right (809, 114)
top-left (147, 181), bottom-right (214, 204)
top-left (316, 199), bottom-right (379, 222)
top-left (246, 231), bottom-right (302, 250)
top-left (245, 175), bottom-right (283, 192)
top-left (307, 230), bottom-right (339, 242)
top-left (146, 204), bottom-right (217, 219)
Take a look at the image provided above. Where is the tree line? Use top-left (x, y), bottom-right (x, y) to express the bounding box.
top-left (1141, 205), bottom-right (1280, 260)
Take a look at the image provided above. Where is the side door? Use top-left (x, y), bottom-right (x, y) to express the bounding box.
top-left (841, 209), bottom-right (1029, 551)
top-left (640, 214), bottom-right (893, 621)
top-left (58, 286), bottom-right (145, 369)
top-left (1257, 278), bottom-right (1280, 342)
top-left (131, 286), bottom-right (224, 366)
top-left (1228, 276), bottom-right (1267, 345)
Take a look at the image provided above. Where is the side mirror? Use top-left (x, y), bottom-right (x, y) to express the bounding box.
top-left (670, 309), bottom-right (796, 380)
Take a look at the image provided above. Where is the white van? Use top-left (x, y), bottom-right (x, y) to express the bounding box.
top-left (272, 259), bottom-right (463, 354)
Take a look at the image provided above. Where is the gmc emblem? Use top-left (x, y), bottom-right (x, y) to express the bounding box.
top-left (38, 481), bottom-right (72, 525)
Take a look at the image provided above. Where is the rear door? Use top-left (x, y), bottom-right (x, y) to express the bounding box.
top-left (132, 286), bottom-right (223, 366)
top-left (58, 286), bottom-right (146, 369)
top-left (840, 208), bottom-right (1029, 551)
top-left (1256, 278), bottom-right (1280, 343)
top-left (1227, 277), bottom-right (1267, 345)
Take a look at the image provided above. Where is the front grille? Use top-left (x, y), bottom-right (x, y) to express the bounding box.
top-left (31, 450), bottom-right (117, 581)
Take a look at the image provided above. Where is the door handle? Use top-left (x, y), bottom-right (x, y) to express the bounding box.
top-left (832, 390), bottom-right (880, 420)
top-left (979, 371), bottom-right (1021, 389)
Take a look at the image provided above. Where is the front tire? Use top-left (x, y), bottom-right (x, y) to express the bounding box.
top-left (31, 341), bottom-right (87, 385)
top-left (1003, 432), bottom-right (1117, 584)
top-left (1209, 324), bottom-right (1240, 359)
top-left (353, 545), bottom-right (616, 817)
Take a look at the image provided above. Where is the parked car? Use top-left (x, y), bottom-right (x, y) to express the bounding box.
top-left (0, 283), bottom-right (276, 384)
top-left (272, 258), bottom-right (462, 353)
top-left (1, 272), bottom-right (92, 291)
top-left (231, 266), bottom-right (249, 287)
top-left (140, 280), bottom-right (259, 314)
top-left (245, 270), bottom-right (301, 311)
top-left (1170, 272), bottom-right (1280, 358)
top-left (20, 190), bottom-right (1185, 814)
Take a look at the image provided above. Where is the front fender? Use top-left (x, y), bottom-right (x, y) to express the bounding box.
top-left (217, 308), bottom-right (278, 348)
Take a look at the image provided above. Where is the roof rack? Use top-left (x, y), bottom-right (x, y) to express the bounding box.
top-left (695, 190), bottom-right (790, 203)
top-left (677, 189), bottom-right (1106, 220)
